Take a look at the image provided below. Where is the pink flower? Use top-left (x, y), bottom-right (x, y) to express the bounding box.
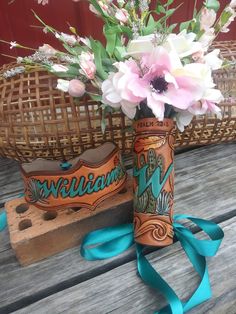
top-left (68, 79), bottom-right (86, 97)
top-left (189, 88), bottom-right (223, 116)
top-left (89, 4), bottom-right (101, 16)
top-left (38, 0), bottom-right (49, 5)
top-left (102, 60), bottom-right (142, 118)
top-left (115, 8), bottom-right (129, 24)
top-left (230, 0), bottom-right (236, 8)
top-left (55, 32), bottom-right (78, 46)
top-left (190, 100), bottom-right (221, 115)
top-left (192, 49), bottom-right (223, 70)
top-left (200, 8), bottom-right (217, 31)
top-left (39, 44), bottom-right (57, 57)
top-left (79, 52), bottom-right (96, 79)
top-left (102, 48), bottom-right (208, 120)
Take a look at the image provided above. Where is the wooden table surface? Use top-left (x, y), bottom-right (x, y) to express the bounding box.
top-left (0, 143), bottom-right (235, 314)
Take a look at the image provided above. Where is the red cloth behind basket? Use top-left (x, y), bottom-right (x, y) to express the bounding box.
top-left (0, 0), bottom-right (235, 66)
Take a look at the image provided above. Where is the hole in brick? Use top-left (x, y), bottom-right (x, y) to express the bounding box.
top-left (118, 187), bottom-right (127, 194)
top-left (16, 203), bottom-right (29, 214)
top-left (43, 211), bottom-right (58, 221)
top-left (71, 207), bottom-right (82, 212)
top-left (19, 219), bottom-right (32, 231)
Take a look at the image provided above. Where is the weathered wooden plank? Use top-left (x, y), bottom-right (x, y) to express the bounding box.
top-left (0, 158), bottom-right (23, 206)
top-left (0, 143), bottom-right (235, 313)
top-left (13, 217), bottom-right (236, 314)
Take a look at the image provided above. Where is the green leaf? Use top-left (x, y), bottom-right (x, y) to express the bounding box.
top-left (90, 38), bottom-right (108, 80)
top-left (104, 24), bottom-right (132, 56)
top-left (114, 46), bottom-right (127, 61)
top-left (87, 92), bottom-right (102, 102)
top-left (164, 0), bottom-right (174, 6)
top-left (104, 25), bottom-right (117, 57)
top-left (165, 8), bottom-right (176, 17)
top-left (143, 14), bottom-right (158, 35)
top-left (180, 20), bottom-right (192, 32)
top-left (168, 23), bottom-right (177, 33)
top-left (66, 64), bottom-right (80, 76)
top-left (204, 0), bottom-right (220, 12)
top-left (220, 10), bottom-right (234, 25)
top-left (62, 44), bottom-right (78, 55)
top-left (156, 5), bottom-right (165, 14)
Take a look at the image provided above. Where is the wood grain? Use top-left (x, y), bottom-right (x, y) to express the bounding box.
top-left (0, 158), bottom-right (23, 206)
top-left (13, 217), bottom-right (236, 314)
top-left (0, 143), bottom-right (235, 313)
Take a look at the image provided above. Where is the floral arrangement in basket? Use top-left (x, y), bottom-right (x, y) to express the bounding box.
top-left (0, 1), bottom-right (234, 312)
top-left (2, 0), bottom-right (236, 131)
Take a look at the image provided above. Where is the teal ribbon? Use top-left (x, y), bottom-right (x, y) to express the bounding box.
top-left (0, 211), bottom-right (7, 231)
top-left (81, 214), bottom-right (224, 314)
top-left (60, 161), bottom-right (72, 171)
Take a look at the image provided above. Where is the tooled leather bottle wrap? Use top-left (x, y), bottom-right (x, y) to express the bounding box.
top-left (133, 118), bottom-right (175, 247)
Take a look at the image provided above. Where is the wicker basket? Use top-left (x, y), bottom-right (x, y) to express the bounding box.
top-left (0, 63), bottom-right (134, 161)
top-left (0, 42), bottom-right (236, 162)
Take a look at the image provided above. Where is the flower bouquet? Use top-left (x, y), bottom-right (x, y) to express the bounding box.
top-left (1, 0), bottom-right (234, 311)
top-left (1, 0), bottom-right (235, 245)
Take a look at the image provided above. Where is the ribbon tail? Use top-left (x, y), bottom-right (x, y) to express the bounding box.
top-left (136, 244), bottom-right (184, 314)
top-left (0, 211), bottom-right (7, 231)
top-left (177, 232), bottom-right (211, 312)
top-left (173, 214), bottom-right (224, 312)
top-left (80, 224), bottom-right (134, 260)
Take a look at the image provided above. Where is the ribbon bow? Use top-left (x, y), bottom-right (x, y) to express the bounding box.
top-left (81, 214), bottom-right (224, 314)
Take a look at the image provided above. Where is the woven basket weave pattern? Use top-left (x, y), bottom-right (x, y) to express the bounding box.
top-left (0, 41), bottom-right (236, 162)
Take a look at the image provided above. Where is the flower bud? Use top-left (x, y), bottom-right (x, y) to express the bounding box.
top-left (68, 79), bottom-right (86, 97)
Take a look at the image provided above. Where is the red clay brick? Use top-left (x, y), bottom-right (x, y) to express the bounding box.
top-left (5, 176), bottom-right (132, 266)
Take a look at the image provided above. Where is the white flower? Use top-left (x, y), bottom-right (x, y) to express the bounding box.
top-left (127, 30), bottom-right (203, 59)
top-left (39, 44), bottom-right (57, 57)
top-left (51, 64), bottom-right (68, 72)
top-left (182, 63), bottom-right (215, 89)
top-left (43, 27), bottom-right (48, 34)
top-left (55, 32), bottom-right (77, 46)
top-left (175, 111), bottom-right (194, 132)
top-left (80, 37), bottom-right (91, 48)
top-left (200, 8), bottom-right (216, 31)
top-left (10, 41), bottom-right (18, 49)
top-left (56, 79), bottom-right (70, 93)
top-left (204, 49), bottom-right (223, 70)
top-left (163, 30), bottom-right (203, 58)
top-left (202, 88), bottom-right (224, 104)
top-left (188, 84), bottom-right (223, 118)
top-left (229, 0), bottom-right (236, 8)
top-left (115, 8), bottom-right (129, 24)
top-left (17, 57), bottom-right (23, 64)
top-left (198, 28), bottom-right (215, 50)
top-left (127, 34), bottom-right (157, 57)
